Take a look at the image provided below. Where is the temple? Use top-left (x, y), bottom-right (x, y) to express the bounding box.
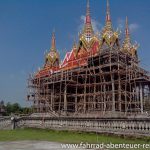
top-left (27, 0), bottom-right (150, 118)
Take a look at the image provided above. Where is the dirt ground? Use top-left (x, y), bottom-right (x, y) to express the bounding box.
top-left (0, 141), bottom-right (89, 150)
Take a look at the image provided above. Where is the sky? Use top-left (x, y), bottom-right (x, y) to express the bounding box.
top-left (0, 0), bottom-right (150, 106)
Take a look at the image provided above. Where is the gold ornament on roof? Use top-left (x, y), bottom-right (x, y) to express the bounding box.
top-left (101, 0), bottom-right (119, 47)
top-left (45, 32), bottom-right (60, 67)
top-left (122, 17), bottom-right (139, 57)
top-left (79, 0), bottom-right (100, 50)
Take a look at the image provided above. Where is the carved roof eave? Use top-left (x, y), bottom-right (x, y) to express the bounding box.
top-left (122, 42), bottom-right (139, 56)
top-left (101, 27), bottom-right (120, 47)
top-left (75, 35), bottom-right (100, 56)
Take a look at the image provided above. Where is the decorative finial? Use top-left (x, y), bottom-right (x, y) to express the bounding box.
top-left (125, 16), bottom-right (130, 37)
top-left (80, 0), bottom-right (94, 42)
top-left (86, 0), bottom-right (90, 15)
top-left (51, 30), bottom-right (56, 51)
top-left (122, 16), bottom-right (139, 57)
top-left (86, 0), bottom-right (91, 24)
top-left (104, 0), bottom-right (112, 30)
top-left (106, 0), bottom-right (111, 22)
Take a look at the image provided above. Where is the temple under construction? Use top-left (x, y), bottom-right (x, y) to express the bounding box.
top-left (27, 0), bottom-right (150, 117)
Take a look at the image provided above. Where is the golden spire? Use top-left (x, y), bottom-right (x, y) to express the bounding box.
top-left (81, 0), bottom-right (94, 42)
top-left (50, 31), bottom-right (56, 52)
top-left (45, 31), bottom-right (60, 68)
top-left (123, 17), bottom-right (131, 47)
top-left (86, 0), bottom-right (90, 15)
top-left (105, 0), bottom-right (112, 29)
top-left (101, 0), bottom-right (119, 47)
top-left (125, 17), bottom-right (129, 35)
top-left (122, 17), bottom-right (139, 57)
top-left (106, 0), bottom-right (110, 21)
top-left (125, 16), bottom-right (130, 42)
top-left (86, 0), bottom-right (91, 23)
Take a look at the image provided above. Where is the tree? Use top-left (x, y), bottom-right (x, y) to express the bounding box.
top-left (5, 102), bottom-right (12, 115)
top-left (5, 102), bottom-right (21, 115)
top-left (12, 103), bottom-right (21, 113)
top-left (5, 102), bottom-right (32, 115)
top-left (22, 107), bottom-right (32, 114)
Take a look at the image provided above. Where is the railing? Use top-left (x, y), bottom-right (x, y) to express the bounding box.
top-left (18, 117), bottom-right (150, 137)
top-left (0, 117), bottom-right (150, 137)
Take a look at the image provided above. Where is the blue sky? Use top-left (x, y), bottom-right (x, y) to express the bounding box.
top-left (0, 0), bottom-right (150, 106)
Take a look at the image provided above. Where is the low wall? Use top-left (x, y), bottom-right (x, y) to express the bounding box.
top-left (1, 117), bottom-right (150, 137)
top-left (0, 117), bottom-right (11, 130)
top-left (17, 117), bottom-right (150, 137)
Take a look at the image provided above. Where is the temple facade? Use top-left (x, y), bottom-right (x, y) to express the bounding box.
top-left (27, 0), bottom-right (150, 118)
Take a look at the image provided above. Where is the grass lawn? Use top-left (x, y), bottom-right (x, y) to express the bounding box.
top-left (0, 128), bottom-right (149, 145)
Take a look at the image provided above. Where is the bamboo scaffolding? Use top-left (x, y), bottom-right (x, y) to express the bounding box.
top-left (27, 49), bottom-right (150, 117)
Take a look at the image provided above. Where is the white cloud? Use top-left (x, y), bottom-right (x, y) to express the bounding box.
top-left (78, 16), bottom-right (140, 36)
top-left (129, 23), bottom-right (139, 32)
top-left (117, 18), bottom-right (139, 33)
top-left (78, 15), bottom-right (102, 34)
top-left (117, 18), bottom-right (124, 30)
top-left (77, 15), bottom-right (84, 33)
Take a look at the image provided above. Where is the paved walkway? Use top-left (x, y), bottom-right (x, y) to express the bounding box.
top-left (0, 141), bottom-right (90, 150)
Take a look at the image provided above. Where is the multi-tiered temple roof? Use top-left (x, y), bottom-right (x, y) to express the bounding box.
top-left (122, 17), bottom-right (139, 57)
top-left (45, 32), bottom-right (60, 68)
top-left (35, 0), bottom-right (139, 78)
top-left (101, 0), bottom-right (119, 48)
